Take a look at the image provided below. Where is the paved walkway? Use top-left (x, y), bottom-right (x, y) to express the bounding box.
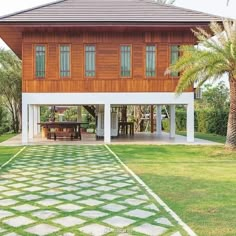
top-left (0, 145), bottom-right (189, 236)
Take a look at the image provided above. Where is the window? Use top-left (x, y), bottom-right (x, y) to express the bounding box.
top-left (35, 45), bottom-right (46, 78)
top-left (170, 45), bottom-right (180, 77)
top-left (146, 45), bottom-right (156, 77)
top-left (60, 45), bottom-right (70, 77)
top-left (120, 45), bottom-right (131, 77)
top-left (85, 45), bottom-right (96, 77)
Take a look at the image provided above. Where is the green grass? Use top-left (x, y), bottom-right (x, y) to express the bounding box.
top-left (0, 133), bottom-right (17, 143)
top-left (0, 146), bottom-right (22, 166)
top-left (177, 131), bottom-right (226, 144)
top-left (110, 145), bottom-right (236, 236)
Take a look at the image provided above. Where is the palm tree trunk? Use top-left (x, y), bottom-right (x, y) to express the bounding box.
top-left (226, 78), bottom-right (236, 149)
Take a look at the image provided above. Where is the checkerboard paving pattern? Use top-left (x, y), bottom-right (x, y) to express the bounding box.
top-left (0, 145), bottom-right (187, 235)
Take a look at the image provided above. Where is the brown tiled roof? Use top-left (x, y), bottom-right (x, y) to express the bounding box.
top-left (0, 0), bottom-right (222, 23)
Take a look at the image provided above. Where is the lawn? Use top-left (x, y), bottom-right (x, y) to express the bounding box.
top-left (110, 145), bottom-right (236, 236)
top-left (177, 131), bottom-right (226, 144)
top-left (0, 133), bottom-right (16, 143)
top-left (0, 146), bottom-right (23, 166)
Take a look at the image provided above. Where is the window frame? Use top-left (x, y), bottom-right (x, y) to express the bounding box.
top-left (145, 44), bottom-right (157, 79)
top-left (84, 44), bottom-right (96, 78)
top-left (34, 44), bottom-right (46, 79)
top-left (120, 44), bottom-right (132, 78)
top-left (59, 44), bottom-right (71, 79)
top-left (170, 45), bottom-right (180, 77)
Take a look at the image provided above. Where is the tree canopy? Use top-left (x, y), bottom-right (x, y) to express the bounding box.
top-left (168, 20), bottom-right (236, 149)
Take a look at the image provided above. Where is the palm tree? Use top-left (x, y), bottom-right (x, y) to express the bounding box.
top-left (168, 20), bottom-right (236, 149)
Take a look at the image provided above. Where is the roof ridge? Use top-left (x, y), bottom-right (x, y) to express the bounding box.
top-left (0, 0), bottom-right (66, 20)
top-left (140, 0), bottom-right (224, 19)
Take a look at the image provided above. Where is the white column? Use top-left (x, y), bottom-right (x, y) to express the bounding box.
top-left (187, 102), bottom-right (195, 142)
top-left (28, 105), bottom-right (34, 140)
top-left (22, 101), bottom-right (28, 144)
top-left (37, 106), bottom-right (41, 134)
top-left (169, 105), bottom-right (176, 139)
top-left (104, 103), bottom-right (111, 144)
top-left (77, 106), bottom-right (82, 122)
top-left (33, 106), bottom-right (38, 136)
top-left (156, 105), bottom-right (162, 136)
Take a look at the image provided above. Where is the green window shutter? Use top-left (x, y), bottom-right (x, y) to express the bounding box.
top-left (85, 45), bottom-right (96, 77)
top-left (120, 46), bottom-right (131, 77)
top-left (170, 45), bottom-right (179, 77)
top-left (146, 45), bottom-right (156, 77)
top-left (60, 45), bottom-right (70, 78)
top-left (35, 45), bottom-right (46, 78)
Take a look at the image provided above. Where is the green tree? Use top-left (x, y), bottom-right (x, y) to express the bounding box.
top-left (168, 20), bottom-right (236, 149)
top-left (195, 82), bottom-right (229, 111)
top-left (0, 49), bottom-right (22, 133)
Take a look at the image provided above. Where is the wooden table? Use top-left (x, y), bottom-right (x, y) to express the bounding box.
top-left (38, 122), bottom-right (88, 140)
top-left (118, 121), bottom-right (134, 136)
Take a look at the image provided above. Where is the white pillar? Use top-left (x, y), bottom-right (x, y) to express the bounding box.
top-left (77, 106), bottom-right (82, 122)
top-left (169, 105), bottom-right (176, 139)
top-left (156, 105), bottom-right (162, 136)
top-left (22, 101), bottom-right (28, 144)
top-left (33, 106), bottom-right (38, 136)
top-left (187, 102), bottom-right (194, 142)
top-left (104, 103), bottom-right (111, 144)
top-left (37, 106), bottom-right (41, 134)
top-left (28, 105), bottom-right (34, 140)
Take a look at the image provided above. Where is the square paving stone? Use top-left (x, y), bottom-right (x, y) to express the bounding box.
top-left (103, 216), bottom-right (135, 228)
top-left (171, 232), bottom-right (182, 236)
top-left (101, 203), bottom-right (127, 212)
top-left (144, 204), bottom-right (160, 212)
top-left (110, 183), bottom-right (131, 188)
top-left (80, 199), bottom-right (104, 206)
top-left (0, 210), bottom-right (14, 219)
top-left (79, 223), bottom-right (113, 236)
top-left (57, 194), bottom-right (81, 201)
top-left (93, 180), bottom-right (111, 185)
top-left (78, 190), bottom-right (99, 196)
top-left (123, 198), bottom-right (146, 206)
top-left (32, 210), bottom-right (58, 219)
top-left (116, 190), bottom-right (137, 196)
top-left (136, 194), bottom-right (150, 200)
top-left (53, 216), bottom-right (85, 227)
top-left (18, 194), bottom-right (42, 201)
top-left (24, 186), bottom-right (45, 192)
top-left (37, 199), bottom-right (62, 206)
top-left (12, 204), bottom-right (39, 212)
top-left (0, 199), bottom-right (18, 206)
top-left (55, 203), bottom-right (83, 212)
top-left (155, 217), bottom-right (173, 226)
top-left (2, 190), bottom-right (23, 196)
top-left (79, 210), bottom-right (108, 219)
top-left (125, 209), bottom-right (155, 219)
top-left (78, 182), bottom-right (96, 188)
top-left (3, 216), bottom-right (35, 227)
top-left (100, 194), bottom-right (121, 201)
top-left (60, 186), bottom-right (80, 191)
top-left (9, 183), bottom-right (28, 188)
top-left (25, 224), bottom-right (60, 236)
top-left (4, 233), bottom-right (21, 236)
top-left (43, 183), bottom-right (63, 188)
top-left (0, 186), bottom-right (9, 191)
top-left (133, 223), bottom-right (168, 236)
top-left (94, 186), bottom-right (114, 192)
top-left (40, 190), bottom-right (63, 196)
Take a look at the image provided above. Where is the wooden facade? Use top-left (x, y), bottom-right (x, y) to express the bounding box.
top-left (22, 30), bottom-right (195, 93)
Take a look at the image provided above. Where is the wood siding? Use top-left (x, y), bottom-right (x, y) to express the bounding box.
top-left (22, 30), bottom-right (195, 93)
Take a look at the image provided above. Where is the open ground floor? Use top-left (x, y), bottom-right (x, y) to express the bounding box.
top-left (0, 145), bottom-right (194, 236)
top-left (22, 92), bottom-right (196, 145)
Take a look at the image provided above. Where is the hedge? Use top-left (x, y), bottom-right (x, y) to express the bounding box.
top-left (163, 109), bottom-right (228, 136)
